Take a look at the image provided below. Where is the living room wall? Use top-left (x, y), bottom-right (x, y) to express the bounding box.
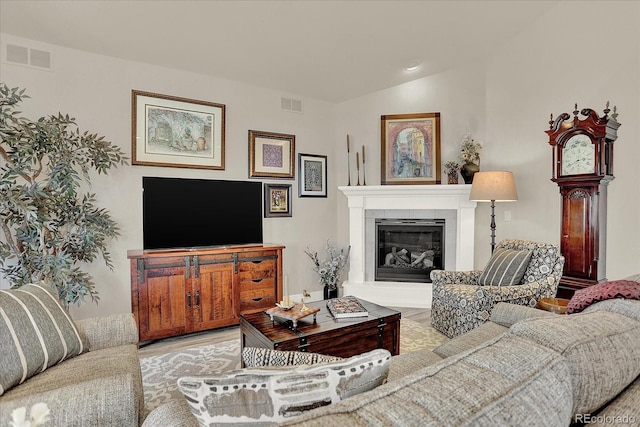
top-left (0, 33), bottom-right (338, 319)
top-left (335, 1), bottom-right (640, 278)
top-left (0, 1), bottom-right (638, 320)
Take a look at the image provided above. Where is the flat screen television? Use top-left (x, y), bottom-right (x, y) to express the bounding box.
top-left (142, 177), bottom-right (263, 250)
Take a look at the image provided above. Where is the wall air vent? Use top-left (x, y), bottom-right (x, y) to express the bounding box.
top-left (5, 43), bottom-right (52, 70)
top-left (280, 97), bottom-right (303, 113)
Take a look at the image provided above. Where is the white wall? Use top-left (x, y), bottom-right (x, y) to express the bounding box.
top-left (0, 34), bottom-right (338, 319)
top-left (483, 0), bottom-right (639, 276)
top-left (1, 1), bottom-right (638, 319)
top-left (335, 1), bottom-right (639, 275)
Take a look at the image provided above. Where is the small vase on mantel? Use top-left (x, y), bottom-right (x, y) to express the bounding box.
top-left (460, 162), bottom-right (480, 184)
top-left (447, 172), bottom-right (459, 185)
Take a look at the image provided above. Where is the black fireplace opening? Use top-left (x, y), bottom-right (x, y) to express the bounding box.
top-left (375, 218), bottom-right (444, 283)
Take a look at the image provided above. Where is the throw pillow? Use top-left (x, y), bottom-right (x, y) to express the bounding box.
top-left (178, 348), bottom-right (391, 425)
top-left (242, 347), bottom-right (343, 368)
top-left (566, 280), bottom-right (640, 314)
top-left (477, 248), bottom-right (533, 286)
top-left (0, 283), bottom-right (89, 395)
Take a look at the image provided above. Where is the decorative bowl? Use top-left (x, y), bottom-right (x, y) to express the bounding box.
top-left (537, 297), bottom-right (570, 314)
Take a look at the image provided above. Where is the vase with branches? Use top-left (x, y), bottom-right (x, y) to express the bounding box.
top-left (0, 83), bottom-right (128, 306)
top-left (304, 240), bottom-right (350, 300)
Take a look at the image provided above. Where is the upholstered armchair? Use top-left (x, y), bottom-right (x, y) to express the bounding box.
top-left (430, 239), bottom-right (565, 338)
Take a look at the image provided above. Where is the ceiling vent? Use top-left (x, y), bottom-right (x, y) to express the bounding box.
top-left (281, 97), bottom-right (303, 113)
top-left (5, 43), bottom-right (52, 70)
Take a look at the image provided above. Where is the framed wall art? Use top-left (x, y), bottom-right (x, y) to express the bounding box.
top-left (380, 112), bottom-right (441, 185)
top-left (249, 130), bottom-right (295, 179)
top-left (298, 153), bottom-right (327, 197)
top-left (131, 90), bottom-right (225, 170)
top-left (264, 183), bottom-right (292, 218)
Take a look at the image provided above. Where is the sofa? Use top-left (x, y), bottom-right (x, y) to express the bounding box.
top-left (0, 283), bottom-right (144, 426)
top-left (143, 295), bottom-right (640, 426)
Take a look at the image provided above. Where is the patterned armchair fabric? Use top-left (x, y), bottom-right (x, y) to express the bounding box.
top-left (430, 239), bottom-right (565, 338)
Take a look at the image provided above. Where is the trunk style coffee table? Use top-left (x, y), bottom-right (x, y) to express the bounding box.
top-left (240, 297), bottom-right (400, 363)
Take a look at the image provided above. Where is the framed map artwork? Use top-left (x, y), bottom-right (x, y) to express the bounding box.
top-left (131, 90), bottom-right (225, 170)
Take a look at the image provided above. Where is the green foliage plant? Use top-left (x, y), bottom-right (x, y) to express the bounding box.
top-left (0, 83), bottom-right (128, 306)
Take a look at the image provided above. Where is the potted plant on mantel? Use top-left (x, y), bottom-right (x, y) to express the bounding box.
top-left (0, 83), bottom-right (128, 307)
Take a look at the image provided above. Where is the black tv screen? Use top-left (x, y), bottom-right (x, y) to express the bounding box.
top-left (142, 177), bottom-right (263, 250)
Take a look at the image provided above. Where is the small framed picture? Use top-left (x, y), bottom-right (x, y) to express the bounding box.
top-left (380, 112), bottom-right (441, 185)
top-left (264, 184), bottom-right (292, 218)
top-left (298, 153), bottom-right (327, 197)
top-left (249, 130), bottom-right (295, 179)
top-left (131, 90), bottom-right (225, 170)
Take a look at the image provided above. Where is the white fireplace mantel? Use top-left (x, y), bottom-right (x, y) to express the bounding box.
top-left (338, 185), bottom-right (476, 308)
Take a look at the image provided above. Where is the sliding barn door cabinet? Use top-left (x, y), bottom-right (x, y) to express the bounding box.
top-left (128, 244), bottom-right (284, 341)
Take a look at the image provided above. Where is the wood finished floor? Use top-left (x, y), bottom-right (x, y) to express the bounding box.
top-left (138, 306), bottom-right (430, 358)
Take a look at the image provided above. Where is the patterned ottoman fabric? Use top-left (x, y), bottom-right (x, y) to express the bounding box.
top-left (566, 280), bottom-right (640, 314)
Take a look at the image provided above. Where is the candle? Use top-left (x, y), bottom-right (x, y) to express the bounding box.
top-left (356, 152), bottom-right (360, 169)
top-left (347, 134), bottom-right (350, 152)
top-left (362, 145), bottom-right (365, 163)
top-left (284, 275), bottom-right (288, 297)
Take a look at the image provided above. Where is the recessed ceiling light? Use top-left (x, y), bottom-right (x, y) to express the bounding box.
top-left (405, 62), bottom-right (421, 72)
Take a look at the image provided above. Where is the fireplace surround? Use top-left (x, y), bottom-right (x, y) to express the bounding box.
top-left (339, 185), bottom-right (476, 308)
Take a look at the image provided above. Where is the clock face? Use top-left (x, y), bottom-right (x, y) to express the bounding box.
top-left (562, 134), bottom-right (595, 175)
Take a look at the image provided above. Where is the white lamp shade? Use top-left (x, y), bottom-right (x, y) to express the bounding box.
top-left (469, 171), bottom-right (518, 202)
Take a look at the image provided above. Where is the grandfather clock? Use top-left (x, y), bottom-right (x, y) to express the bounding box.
top-left (546, 103), bottom-right (620, 298)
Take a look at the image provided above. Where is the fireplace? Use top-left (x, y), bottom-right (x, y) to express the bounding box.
top-left (338, 185), bottom-right (476, 308)
top-left (375, 218), bottom-right (444, 283)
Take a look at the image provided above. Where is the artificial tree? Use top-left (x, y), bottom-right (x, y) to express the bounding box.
top-left (0, 83), bottom-right (128, 306)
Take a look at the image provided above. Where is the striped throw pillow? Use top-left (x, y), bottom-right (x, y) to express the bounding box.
top-left (478, 248), bottom-right (533, 286)
top-left (0, 283), bottom-right (88, 395)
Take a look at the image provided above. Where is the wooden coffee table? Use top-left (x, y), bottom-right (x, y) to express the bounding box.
top-left (240, 297), bottom-right (400, 364)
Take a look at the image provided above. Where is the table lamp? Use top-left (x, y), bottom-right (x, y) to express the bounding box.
top-left (469, 171), bottom-right (518, 253)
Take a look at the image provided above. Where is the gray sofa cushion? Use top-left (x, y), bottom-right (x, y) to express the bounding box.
top-left (434, 321), bottom-right (508, 358)
top-left (582, 298), bottom-right (640, 322)
top-left (386, 348), bottom-right (443, 382)
top-left (587, 376), bottom-right (640, 426)
top-left (284, 334), bottom-right (573, 426)
top-left (509, 310), bottom-right (640, 416)
top-left (0, 344), bottom-right (144, 426)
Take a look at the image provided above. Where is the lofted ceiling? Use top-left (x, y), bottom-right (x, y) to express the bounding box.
top-left (0, 0), bottom-right (558, 103)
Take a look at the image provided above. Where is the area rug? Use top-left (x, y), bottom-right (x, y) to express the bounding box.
top-left (140, 318), bottom-right (447, 414)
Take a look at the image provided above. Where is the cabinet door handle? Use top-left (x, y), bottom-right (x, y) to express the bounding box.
top-left (187, 291), bottom-right (192, 307)
top-left (195, 290), bottom-right (200, 306)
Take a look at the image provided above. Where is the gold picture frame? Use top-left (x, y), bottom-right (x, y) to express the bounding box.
top-left (249, 130), bottom-right (295, 179)
top-left (131, 90), bottom-right (225, 170)
top-left (380, 112), bottom-right (441, 185)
